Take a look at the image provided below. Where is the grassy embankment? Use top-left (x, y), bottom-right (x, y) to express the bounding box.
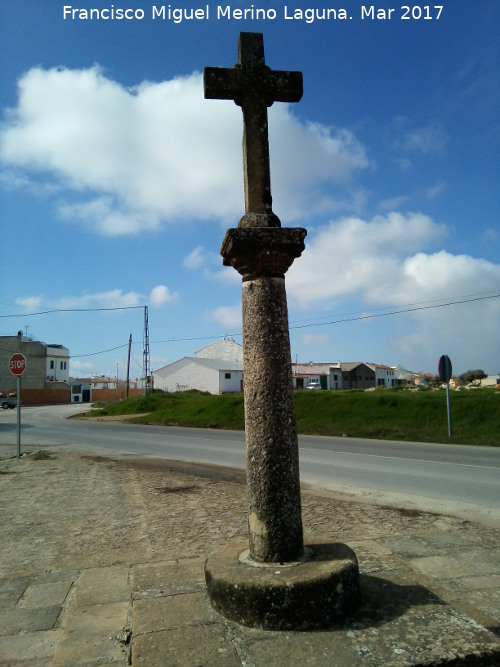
top-left (88, 387), bottom-right (500, 447)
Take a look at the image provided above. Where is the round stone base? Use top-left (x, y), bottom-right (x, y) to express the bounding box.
top-left (204, 541), bottom-right (360, 631)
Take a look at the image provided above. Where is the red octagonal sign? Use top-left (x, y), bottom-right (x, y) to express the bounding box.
top-left (9, 353), bottom-right (26, 376)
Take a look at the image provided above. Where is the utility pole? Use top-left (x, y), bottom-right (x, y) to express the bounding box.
top-left (126, 334), bottom-right (132, 398)
top-left (143, 306), bottom-right (150, 394)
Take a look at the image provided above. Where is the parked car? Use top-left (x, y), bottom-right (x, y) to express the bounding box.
top-left (1, 394), bottom-right (17, 409)
top-left (306, 379), bottom-right (321, 390)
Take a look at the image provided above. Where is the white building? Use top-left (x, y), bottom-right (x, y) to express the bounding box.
top-left (46, 345), bottom-right (70, 383)
top-left (195, 337), bottom-right (243, 362)
top-left (393, 365), bottom-right (414, 387)
top-left (153, 357), bottom-right (243, 395)
top-left (367, 363), bottom-right (396, 388)
top-left (153, 338), bottom-right (244, 395)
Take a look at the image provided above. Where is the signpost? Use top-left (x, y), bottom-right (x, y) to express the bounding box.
top-left (438, 354), bottom-right (452, 438)
top-left (9, 353), bottom-right (26, 459)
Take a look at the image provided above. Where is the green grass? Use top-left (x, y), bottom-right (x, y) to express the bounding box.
top-left (87, 387), bottom-right (500, 446)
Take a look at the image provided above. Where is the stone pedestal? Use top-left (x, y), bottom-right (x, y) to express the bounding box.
top-left (205, 541), bottom-right (360, 631)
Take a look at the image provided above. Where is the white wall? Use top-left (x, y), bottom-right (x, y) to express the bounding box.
top-left (218, 370), bottom-right (243, 393)
top-left (46, 347), bottom-right (70, 383)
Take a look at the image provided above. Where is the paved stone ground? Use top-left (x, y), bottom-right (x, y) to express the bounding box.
top-left (0, 447), bottom-right (498, 666)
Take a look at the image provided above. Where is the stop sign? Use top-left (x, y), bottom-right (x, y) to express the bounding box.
top-left (438, 354), bottom-right (452, 383)
top-left (9, 353), bottom-right (26, 376)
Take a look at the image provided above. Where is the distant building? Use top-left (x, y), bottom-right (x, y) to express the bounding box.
top-left (392, 365), bottom-right (414, 387)
top-left (0, 334), bottom-right (70, 405)
top-left (340, 363), bottom-right (375, 390)
top-left (481, 375), bottom-right (500, 387)
top-left (367, 363), bottom-right (396, 388)
top-left (291, 363), bottom-right (341, 390)
top-left (195, 337), bottom-right (243, 362)
top-left (153, 338), bottom-right (244, 395)
top-left (154, 357), bottom-right (243, 395)
top-left (46, 344), bottom-right (70, 383)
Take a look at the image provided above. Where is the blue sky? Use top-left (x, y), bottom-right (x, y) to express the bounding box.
top-left (1, 0), bottom-right (499, 380)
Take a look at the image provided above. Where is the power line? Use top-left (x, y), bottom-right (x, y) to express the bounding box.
top-left (0, 305), bottom-right (145, 318)
top-left (289, 292), bottom-right (500, 330)
top-left (72, 344), bottom-right (129, 358)
top-left (3, 291), bottom-right (499, 358)
top-left (150, 291), bottom-right (500, 343)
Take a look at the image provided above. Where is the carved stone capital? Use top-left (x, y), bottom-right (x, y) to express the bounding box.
top-left (220, 227), bottom-right (307, 280)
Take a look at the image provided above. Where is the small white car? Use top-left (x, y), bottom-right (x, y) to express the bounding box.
top-left (306, 380), bottom-right (321, 390)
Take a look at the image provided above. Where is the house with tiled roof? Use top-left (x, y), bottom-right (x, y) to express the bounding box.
top-left (367, 363), bottom-right (397, 388)
top-left (291, 363), bottom-right (341, 390)
top-left (340, 363), bottom-right (376, 389)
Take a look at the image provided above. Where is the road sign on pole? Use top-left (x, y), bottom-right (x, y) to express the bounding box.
top-left (9, 353), bottom-right (26, 376)
top-left (438, 355), bottom-right (452, 438)
top-left (9, 353), bottom-right (26, 458)
top-left (438, 354), bottom-right (452, 383)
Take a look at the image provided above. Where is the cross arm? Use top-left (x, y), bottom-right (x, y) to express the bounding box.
top-left (267, 70), bottom-right (303, 104)
top-left (204, 67), bottom-right (241, 101)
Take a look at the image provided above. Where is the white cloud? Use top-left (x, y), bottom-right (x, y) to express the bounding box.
top-left (0, 66), bottom-right (370, 235)
top-left (206, 303), bottom-right (242, 328)
top-left (390, 118), bottom-right (448, 156)
top-left (15, 296), bottom-right (43, 310)
top-left (483, 227), bottom-right (499, 243)
top-left (378, 195), bottom-right (411, 211)
top-left (426, 181), bottom-right (445, 200)
top-left (149, 285), bottom-right (179, 307)
top-left (285, 212), bottom-right (500, 373)
top-left (183, 245), bottom-right (208, 270)
top-left (15, 285), bottom-right (178, 311)
top-left (301, 334), bottom-right (330, 346)
top-left (69, 359), bottom-right (95, 376)
top-left (287, 212), bottom-right (446, 307)
top-left (56, 289), bottom-right (143, 310)
top-left (402, 122), bottom-right (448, 155)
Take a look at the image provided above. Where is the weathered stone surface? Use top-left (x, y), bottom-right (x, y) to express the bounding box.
top-left (133, 591), bottom-right (218, 634)
top-left (18, 580), bottom-right (72, 609)
top-left (220, 226), bottom-right (307, 280)
top-left (0, 449), bottom-right (499, 665)
top-left (0, 577), bottom-right (29, 607)
top-left (132, 624), bottom-right (240, 666)
top-left (0, 605), bottom-right (61, 636)
top-left (74, 564), bottom-right (130, 607)
top-left (51, 600), bottom-right (130, 667)
top-left (204, 32), bottom-right (302, 216)
top-left (205, 541), bottom-right (360, 630)
top-left (205, 33), bottom-right (361, 629)
top-left (242, 275), bottom-right (304, 562)
top-left (0, 630), bottom-right (63, 665)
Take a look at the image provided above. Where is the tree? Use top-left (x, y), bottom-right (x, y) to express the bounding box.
top-left (459, 369), bottom-right (487, 384)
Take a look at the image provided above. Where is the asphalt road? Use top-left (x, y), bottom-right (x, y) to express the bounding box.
top-left (1, 404), bottom-right (499, 525)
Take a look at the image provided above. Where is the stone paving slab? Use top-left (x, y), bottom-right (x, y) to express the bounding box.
top-left (0, 448), bottom-right (499, 666)
top-left (0, 605), bottom-right (62, 637)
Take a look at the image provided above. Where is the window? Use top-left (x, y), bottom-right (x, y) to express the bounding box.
top-left (50, 360), bottom-right (54, 369)
top-left (225, 373), bottom-right (231, 379)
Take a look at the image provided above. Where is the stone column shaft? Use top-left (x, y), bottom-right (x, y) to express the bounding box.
top-left (242, 276), bottom-right (303, 562)
top-left (220, 224), bottom-right (307, 563)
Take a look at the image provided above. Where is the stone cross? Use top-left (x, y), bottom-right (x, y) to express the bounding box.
top-left (204, 32), bottom-right (302, 219)
top-left (203, 33), bottom-right (360, 631)
top-left (204, 33), bottom-right (306, 563)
